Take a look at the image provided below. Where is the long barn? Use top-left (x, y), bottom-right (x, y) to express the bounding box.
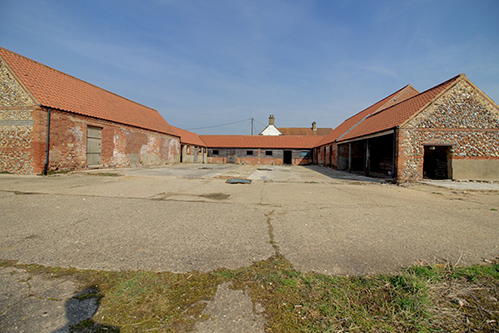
top-left (0, 47), bottom-right (180, 174)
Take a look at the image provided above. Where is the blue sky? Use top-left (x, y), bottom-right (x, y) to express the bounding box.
top-left (1, 0), bottom-right (498, 134)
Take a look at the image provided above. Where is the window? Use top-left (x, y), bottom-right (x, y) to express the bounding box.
top-left (301, 151), bottom-right (311, 158)
top-left (265, 151), bottom-right (272, 156)
top-left (212, 150), bottom-right (219, 155)
top-left (246, 150), bottom-right (253, 156)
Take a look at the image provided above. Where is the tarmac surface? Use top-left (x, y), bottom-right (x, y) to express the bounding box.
top-left (1, 164), bottom-right (498, 332)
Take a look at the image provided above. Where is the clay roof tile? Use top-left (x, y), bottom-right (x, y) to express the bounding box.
top-left (339, 74), bottom-right (462, 142)
top-left (171, 126), bottom-right (206, 146)
top-left (199, 135), bottom-right (324, 149)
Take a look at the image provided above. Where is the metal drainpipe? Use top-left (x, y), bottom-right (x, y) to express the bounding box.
top-left (43, 108), bottom-right (51, 175)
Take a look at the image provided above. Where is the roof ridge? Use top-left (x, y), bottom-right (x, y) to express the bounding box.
top-left (374, 84), bottom-right (419, 114)
top-left (362, 74), bottom-right (463, 121)
top-left (339, 84), bottom-right (412, 123)
top-left (334, 84), bottom-right (419, 142)
top-left (0, 46), bottom-right (158, 112)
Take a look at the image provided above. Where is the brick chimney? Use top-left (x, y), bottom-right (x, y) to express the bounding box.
top-left (269, 115), bottom-right (275, 126)
top-left (312, 121), bottom-right (317, 131)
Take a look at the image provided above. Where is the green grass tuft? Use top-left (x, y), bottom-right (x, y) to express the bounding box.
top-left (2, 260), bottom-right (497, 332)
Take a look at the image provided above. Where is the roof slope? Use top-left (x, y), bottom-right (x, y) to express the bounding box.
top-left (339, 74), bottom-right (462, 142)
top-left (0, 47), bottom-right (177, 136)
top-left (278, 127), bottom-right (332, 136)
top-left (316, 84), bottom-right (419, 147)
top-left (200, 135), bottom-right (324, 149)
top-left (171, 126), bottom-right (206, 146)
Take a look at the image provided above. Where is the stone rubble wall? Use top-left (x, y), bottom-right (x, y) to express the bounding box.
top-left (0, 59), bottom-right (37, 173)
top-left (398, 79), bottom-right (499, 181)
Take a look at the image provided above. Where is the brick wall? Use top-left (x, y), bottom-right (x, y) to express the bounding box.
top-left (40, 110), bottom-right (180, 173)
top-left (2, 107), bottom-right (180, 174)
top-left (397, 79), bottom-right (499, 181)
top-left (206, 148), bottom-right (312, 165)
top-left (181, 145), bottom-right (206, 163)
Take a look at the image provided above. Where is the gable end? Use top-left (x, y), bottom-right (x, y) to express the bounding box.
top-left (406, 79), bottom-right (499, 129)
top-left (0, 58), bottom-right (35, 107)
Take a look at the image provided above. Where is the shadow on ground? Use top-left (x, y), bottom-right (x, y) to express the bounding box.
top-left (302, 165), bottom-right (388, 183)
top-left (53, 286), bottom-right (119, 333)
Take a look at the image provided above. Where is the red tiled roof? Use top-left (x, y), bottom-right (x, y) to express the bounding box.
top-left (277, 127), bottom-right (333, 136)
top-left (0, 47), bottom-right (177, 136)
top-left (316, 85), bottom-right (419, 147)
top-left (171, 126), bottom-right (206, 146)
top-left (199, 135), bottom-right (324, 149)
top-left (339, 74), bottom-right (462, 142)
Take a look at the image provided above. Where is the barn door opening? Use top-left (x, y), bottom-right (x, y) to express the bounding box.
top-left (423, 145), bottom-right (452, 179)
top-left (86, 126), bottom-right (102, 166)
top-left (283, 150), bottom-right (292, 165)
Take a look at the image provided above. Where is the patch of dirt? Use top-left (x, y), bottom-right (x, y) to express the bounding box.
top-left (150, 192), bottom-right (230, 201)
top-left (429, 276), bottom-right (499, 332)
top-left (200, 193), bottom-right (230, 200)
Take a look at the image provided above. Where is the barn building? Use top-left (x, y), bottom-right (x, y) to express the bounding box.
top-left (172, 126), bottom-right (207, 163)
top-left (0, 47), bottom-right (180, 174)
top-left (200, 135), bottom-right (324, 166)
top-left (315, 74), bottom-right (499, 182)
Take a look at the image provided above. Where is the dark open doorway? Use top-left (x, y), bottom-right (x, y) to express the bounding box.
top-left (283, 150), bottom-right (292, 165)
top-left (423, 145), bottom-right (452, 179)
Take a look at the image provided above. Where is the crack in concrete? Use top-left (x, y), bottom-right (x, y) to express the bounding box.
top-left (264, 210), bottom-right (280, 256)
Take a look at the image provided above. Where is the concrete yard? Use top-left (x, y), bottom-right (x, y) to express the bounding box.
top-left (0, 164), bottom-right (498, 331)
top-left (1, 164), bottom-right (498, 275)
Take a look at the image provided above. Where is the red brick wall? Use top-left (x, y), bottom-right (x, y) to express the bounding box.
top-left (26, 108), bottom-right (179, 173)
top-left (331, 144), bottom-right (338, 168)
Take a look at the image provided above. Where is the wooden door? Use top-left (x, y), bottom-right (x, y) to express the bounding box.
top-left (86, 126), bottom-right (102, 166)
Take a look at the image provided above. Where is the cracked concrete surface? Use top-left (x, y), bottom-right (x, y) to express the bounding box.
top-left (0, 266), bottom-right (85, 333)
top-left (194, 283), bottom-right (266, 333)
top-left (0, 164), bottom-right (498, 331)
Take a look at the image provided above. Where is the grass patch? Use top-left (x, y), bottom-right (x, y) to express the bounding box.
top-left (1, 259), bottom-right (498, 332)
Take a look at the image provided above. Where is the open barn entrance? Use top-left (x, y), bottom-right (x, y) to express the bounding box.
top-left (423, 145), bottom-right (452, 179)
top-left (283, 150), bottom-right (292, 165)
top-left (337, 131), bottom-right (396, 178)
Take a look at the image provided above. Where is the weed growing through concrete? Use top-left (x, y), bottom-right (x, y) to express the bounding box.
top-left (1, 260), bottom-right (498, 332)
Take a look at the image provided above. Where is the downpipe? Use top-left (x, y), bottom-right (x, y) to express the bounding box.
top-left (43, 108), bottom-right (51, 175)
